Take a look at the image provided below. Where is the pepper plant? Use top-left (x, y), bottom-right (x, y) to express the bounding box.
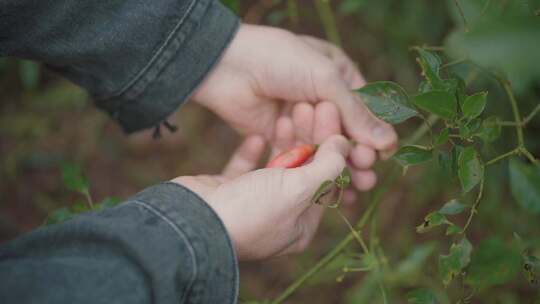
top-left (253, 45), bottom-right (540, 304)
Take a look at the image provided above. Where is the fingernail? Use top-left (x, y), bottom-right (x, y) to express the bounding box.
top-left (372, 125), bottom-right (391, 139)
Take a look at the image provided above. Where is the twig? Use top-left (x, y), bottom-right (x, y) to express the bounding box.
top-left (314, 0), bottom-right (341, 46)
top-left (83, 189), bottom-right (94, 209)
top-left (441, 58), bottom-right (468, 69)
top-left (409, 45), bottom-right (446, 52)
top-left (270, 169), bottom-right (400, 304)
top-left (520, 147), bottom-right (540, 166)
top-left (461, 178), bottom-right (485, 233)
top-left (485, 148), bottom-right (520, 166)
top-left (405, 115), bottom-right (439, 145)
top-left (522, 104), bottom-right (540, 126)
top-left (500, 79), bottom-right (525, 146)
top-left (454, 0), bottom-right (469, 32)
top-left (337, 209), bottom-right (369, 254)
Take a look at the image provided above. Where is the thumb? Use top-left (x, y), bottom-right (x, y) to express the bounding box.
top-left (286, 135), bottom-right (350, 196)
top-left (317, 75), bottom-right (398, 154)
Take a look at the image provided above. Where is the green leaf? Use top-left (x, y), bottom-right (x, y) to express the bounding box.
top-left (394, 145), bottom-right (433, 167)
top-left (418, 81), bottom-right (432, 93)
top-left (71, 202), bottom-right (91, 214)
top-left (416, 212), bottom-right (447, 233)
top-left (395, 243), bottom-right (436, 278)
top-left (355, 81), bottom-right (418, 124)
top-left (220, 0), bottom-right (240, 14)
top-left (61, 162), bottom-right (89, 193)
top-left (465, 237), bottom-right (521, 289)
top-left (415, 49), bottom-right (444, 90)
top-left (462, 92), bottom-right (488, 119)
top-left (45, 207), bottom-right (74, 225)
top-left (434, 128), bottom-right (449, 146)
top-left (478, 116), bottom-right (502, 143)
top-left (413, 91), bottom-right (457, 120)
top-left (509, 159), bottom-right (540, 214)
top-left (458, 147), bottom-right (484, 193)
top-left (446, 224), bottom-right (462, 235)
top-left (99, 197), bottom-right (122, 209)
top-left (439, 238), bottom-right (473, 286)
top-left (460, 118), bottom-right (483, 139)
top-left (438, 151), bottom-right (453, 177)
top-left (335, 167), bottom-right (352, 189)
top-left (18, 60), bottom-right (41, 90)
top-left (439, 199), bottom-right (467, 215)
top-left (312, 180), bottom-right (335, 204)
top-left (446, 17), bottom-right (540, 92)
top-left (407, 288), bottom-right (438, 304)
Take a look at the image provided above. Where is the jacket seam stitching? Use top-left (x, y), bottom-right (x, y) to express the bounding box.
top-left (99, 0), bottom-right (204, 101)
top-left (131, 200), bottom-right (198, 302)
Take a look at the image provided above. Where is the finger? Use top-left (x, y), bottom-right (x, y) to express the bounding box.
top-left (292, 103), bottom-right (315, 144)
top-left (350, 144), bottom-right (377, 170)
top-left (313, 101), bottom-right (341, 144)
top-left (352, 170), bottom-right (377, 191)
top-left (271, 116), bottom-right (295, 157)
top-left (317, 75), bottom-right (398, 153)
top-left (287, 135), bottom-right (350, 199)
top-left (222, 135), bottom-right (266, 178)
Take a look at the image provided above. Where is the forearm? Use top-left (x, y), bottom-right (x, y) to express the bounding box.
top-left (0, 0), bottom-right (239, 132)
top-left (0, 183), bottom-right (238, 304)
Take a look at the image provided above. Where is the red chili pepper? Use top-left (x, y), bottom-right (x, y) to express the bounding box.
top-left (266, 144), bottom-right (317, 169)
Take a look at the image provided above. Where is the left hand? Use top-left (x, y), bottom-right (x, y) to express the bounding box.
top-left (191, 24), bottom-right (398, 191)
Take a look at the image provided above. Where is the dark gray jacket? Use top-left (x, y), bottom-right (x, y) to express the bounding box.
top-left (0, 1), bottom-right (240, 303)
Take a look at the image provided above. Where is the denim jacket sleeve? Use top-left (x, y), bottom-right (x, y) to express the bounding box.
top-left (0, 183), bottom-right (239, 304)
top-left (0, 0), bottom-right (239, 133)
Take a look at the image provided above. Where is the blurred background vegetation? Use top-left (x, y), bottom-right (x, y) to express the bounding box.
top-left (1, 0), bottom-right (539, 303)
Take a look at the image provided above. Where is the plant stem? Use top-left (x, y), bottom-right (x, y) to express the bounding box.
top-left (270, 169), bottom-right (400, 304)
top-left (454, 0), bottom-right (469, 32)
top-left (410, 45), bottom-right (445, 52)
top-left (500, 80), bottom-right (525, 146)
top-left (461, 178), bottom-right (485, 233)
top-left (441, 58), bottom-right (468, 69)
top-left (83, 189), bottom-right (94, 209)
top-left (287, 0), bottom-right (299, 26)
top-left (270, 233), bottom-right (355, 304)
top-left (520, 147), bottom-right (540, 166)
top-left (337, 209), bottom-right (369, 254)
top-left (485, 148), bottom-right (520, 166)
top-left (522, 103), bottom-right (540, 126)
top-left (405, 115), bottom-right (439, 145)
top-left (314, 0), bottom-right (341, 46)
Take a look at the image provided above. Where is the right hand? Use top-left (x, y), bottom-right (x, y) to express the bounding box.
top-left (172, 134), bottom-right (350, 260)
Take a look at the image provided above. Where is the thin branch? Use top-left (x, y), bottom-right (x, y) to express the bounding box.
top-left (314, 0), bottom-right (341, 46)
top-left (83, 189), bottom-right (94, 209)
top-left (485, 148), bottom-right (520, 166)
top-left (441, 58), bottom-right (468, 70)
top-left (461, 178), bottom-right (485, 233)
top-left (337, 209), bottom-right (369, 254)
top-left (405, 115), bottom-right (439, 145)
top-left (500, 79), bottom-right (525, 146)
top-left (409, 45), bottom-right (446, 52)
top-left (270, 169), bottom-right (400, 304)
top-left (522, 104), bottom-right (540, 126)
top-left (520, 148), bottom-right (540, 166)
top-left (454, 0), bottom-right (469, 32)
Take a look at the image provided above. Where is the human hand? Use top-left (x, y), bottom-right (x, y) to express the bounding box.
top-left (172, 134), bottom-right (350, 260)
top-left (192, 24), bottom-right (398, 191)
